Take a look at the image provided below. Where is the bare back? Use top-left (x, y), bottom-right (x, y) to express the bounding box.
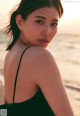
top-left (4, 45), bottom-right (74, 116)
top-left (4, 46), bottom-right (38, 103)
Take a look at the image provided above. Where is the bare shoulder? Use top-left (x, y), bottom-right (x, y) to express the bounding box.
top-left (23, 46), bottom-right (59, 81)
top-left (25, 46), bottom-right (55, 63)
top-left (20, 47), bottom-right (74, 115)
top-left (4, 51), bottom-right (10, 65)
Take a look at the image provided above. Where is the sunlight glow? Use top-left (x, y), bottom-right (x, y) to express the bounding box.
top-left (0, 0), bottom-right (80, 34)
top-left (58, 0), bottom-right (80, 34)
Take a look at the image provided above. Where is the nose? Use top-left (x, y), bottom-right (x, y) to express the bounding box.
top-left (42, 25), bottom-right (51, 37)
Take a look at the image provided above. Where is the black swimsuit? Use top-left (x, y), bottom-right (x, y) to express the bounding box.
top-left (0, 47), bottom-right (55, 116)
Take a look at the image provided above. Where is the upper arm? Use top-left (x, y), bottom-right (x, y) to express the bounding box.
top-left (25, 47), bottom-right (74, 116)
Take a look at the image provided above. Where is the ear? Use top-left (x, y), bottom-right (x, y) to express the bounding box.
top-left (15, 14), bottom-right (23, 30)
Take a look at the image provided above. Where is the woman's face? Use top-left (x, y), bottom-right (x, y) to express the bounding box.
top-left (18, 7), bottom-right (59, 48)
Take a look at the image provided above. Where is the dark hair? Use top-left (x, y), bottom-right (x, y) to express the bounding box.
top-left (6, 0), bottom-right (63, 50)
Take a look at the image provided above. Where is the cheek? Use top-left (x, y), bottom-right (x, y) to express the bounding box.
top-left (52, 28), bottom-right (57, 36)
top-left (26, 23), bottom-right (38, 34)
top-left (28, 27), bottom-right (40, 38)
top-left (23, 26), bottom-right (38, 40)
top-left (23, 25), bottom-right (33, 36)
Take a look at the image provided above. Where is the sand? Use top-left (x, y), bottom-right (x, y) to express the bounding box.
top-left (0, 31), bottom-right (80, 116)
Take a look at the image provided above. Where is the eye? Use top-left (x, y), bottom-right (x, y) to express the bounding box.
top-left (35, 20), bottom-right (44, 24)
top-left (51, 22), bottom-right (58, 27)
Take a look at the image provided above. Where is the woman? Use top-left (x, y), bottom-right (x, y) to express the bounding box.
top-left (1, 0), bottom-right (74, 115)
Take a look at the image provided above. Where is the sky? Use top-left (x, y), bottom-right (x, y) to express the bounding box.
top-left (58, 0), bottom-right (80, 35)
top-left (0, 0), bottom-right (80, 35)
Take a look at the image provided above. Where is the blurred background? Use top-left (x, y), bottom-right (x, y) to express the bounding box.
top-left (0, 0), bottom-right (80, 34)
top-left (0, 0), bottom-right (80, 115)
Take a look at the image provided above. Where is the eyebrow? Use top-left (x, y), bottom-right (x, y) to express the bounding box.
top-left (35, 16), bottom-right (58, 22)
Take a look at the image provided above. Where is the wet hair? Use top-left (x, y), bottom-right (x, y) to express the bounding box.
top-left (6, 0), bottom-right (63, 50)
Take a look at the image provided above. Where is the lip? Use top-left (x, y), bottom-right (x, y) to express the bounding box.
top-left (38, 39), bottom-right (49, 47)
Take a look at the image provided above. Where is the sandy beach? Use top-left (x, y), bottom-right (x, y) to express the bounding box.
top-left (0, 30), bottom-right (80, 116)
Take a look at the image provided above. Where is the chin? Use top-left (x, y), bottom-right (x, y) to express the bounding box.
top-left (40, 44), bottom-right (48, 48)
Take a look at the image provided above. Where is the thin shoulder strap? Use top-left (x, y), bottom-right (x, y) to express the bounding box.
top-left (13, 47), bottom-right (29, 103)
